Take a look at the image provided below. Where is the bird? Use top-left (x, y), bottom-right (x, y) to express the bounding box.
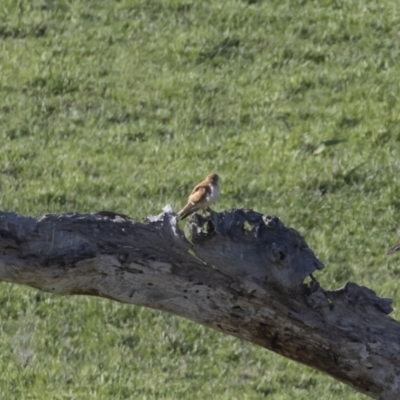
top-left (387, 230), bottom-right (400, 255)
top-left (177, 173), bottom-right (220, 220)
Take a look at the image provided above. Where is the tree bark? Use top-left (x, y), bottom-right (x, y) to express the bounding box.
top-left (0, 206), bottom-right (398, 399)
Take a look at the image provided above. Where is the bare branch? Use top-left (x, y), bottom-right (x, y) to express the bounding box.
top-left (0, 206), bottom-right (398, 399)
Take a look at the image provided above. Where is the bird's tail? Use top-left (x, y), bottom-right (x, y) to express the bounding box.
top-left (387, 230), bottom-right (400, 255)
top-left (387, 242), bottom-right (400, 255)
top-left (177, 203), bottom-right (196, 220)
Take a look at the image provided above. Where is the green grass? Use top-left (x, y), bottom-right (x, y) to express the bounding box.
top-left (1, 0), bottom-right (400, 398)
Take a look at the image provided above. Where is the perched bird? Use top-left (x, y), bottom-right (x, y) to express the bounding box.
top-left (177, 173), bottom-right (220, 220)
top-left (387, 230), bottom-right (400, 255)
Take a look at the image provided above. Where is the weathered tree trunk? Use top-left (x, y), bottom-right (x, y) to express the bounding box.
top-left (0, 206), bottom-right (398, 399)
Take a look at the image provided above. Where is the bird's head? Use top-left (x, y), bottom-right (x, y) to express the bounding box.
top-left (207, 173), bottom-right (219, 184)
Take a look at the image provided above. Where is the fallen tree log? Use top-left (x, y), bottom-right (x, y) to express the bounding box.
top-left (0, 206), bottom-right (398, 399)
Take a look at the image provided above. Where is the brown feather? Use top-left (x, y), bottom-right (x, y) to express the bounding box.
top-left (177, 187), bottom-right (209, 220)
top-left (188, 186), bottom-right (210, 203)
top-left (177, 202), bottom-right (199, 220)
top-left (177, 173), bottom-right (219, 220)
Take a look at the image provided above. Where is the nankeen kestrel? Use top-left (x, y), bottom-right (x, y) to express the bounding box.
top-left (177, 173), bottom-right (220, 220)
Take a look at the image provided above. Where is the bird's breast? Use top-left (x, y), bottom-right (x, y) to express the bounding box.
top-left (207, 184), bottom-right (220, 204)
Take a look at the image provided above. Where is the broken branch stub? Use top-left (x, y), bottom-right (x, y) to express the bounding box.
top-left (0, 206), bottom-right (399, 399)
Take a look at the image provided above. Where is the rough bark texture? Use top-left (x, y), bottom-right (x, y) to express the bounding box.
top-left (0, 206), bottom-right (398, 399)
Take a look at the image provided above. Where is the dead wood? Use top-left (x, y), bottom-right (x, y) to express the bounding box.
top-left (0, 206), bottom-right (398, 399)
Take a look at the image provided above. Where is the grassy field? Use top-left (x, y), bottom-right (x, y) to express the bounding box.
top-left (1, 0), bottom-right (400, 398)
